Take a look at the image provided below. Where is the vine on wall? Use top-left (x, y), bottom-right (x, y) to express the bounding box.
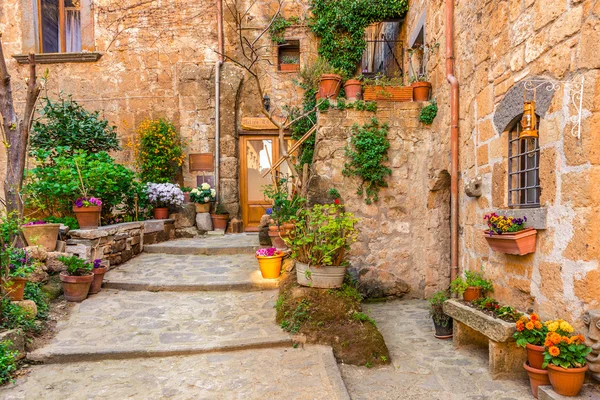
top-left (343, 118), bottom-right (392, 204)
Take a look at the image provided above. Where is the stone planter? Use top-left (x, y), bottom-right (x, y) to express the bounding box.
top-left (318, 74), bottom-right (342, 100)
top-left (523, 361), bottom-right (550, 399)
top-left (21, 223), bottom-right (60, 251)
top-left (89, 265), bottom-right (108, 294)
top-left (463, 286), bottom-right (482, 302)
top-left (344, 79), bottom-right (362, 101)
top-left (59, 272), bottom-right (93, 302)
top-left (153, 207), bottom-right (169, 219)
top-left (195, 203), bottom-right (211, 213)
top-left (6, 277), bottom-right (27, 301)
top-left (73, 206), bottom-right (102, 229)
top-left (547, 364), bottom-right (588, 397)
top-left (412, 81), bottom-right (432, 101)
top-left (211, 214), bottom-right (229, 230)
top-left (483, 228), bottom-right (537, 255)
top-left (363, 86), bottom-right (413, 102)
top-left (296, 262), bottom-right (346, 289)
top-left (526, 343), bottom-right (546, 370)
top-left (256, 255), bottom-right (284, 279)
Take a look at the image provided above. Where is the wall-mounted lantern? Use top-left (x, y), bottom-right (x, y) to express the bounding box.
top-left (520, 91), bottom-right (538, 140)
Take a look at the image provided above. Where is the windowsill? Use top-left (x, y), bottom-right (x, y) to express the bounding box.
top-left (12, 52), bottom-right (103, 64)
top-left (497, 207), bottom-right (547, 230)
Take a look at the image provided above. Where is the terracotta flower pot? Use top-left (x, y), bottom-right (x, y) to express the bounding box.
top-left (344, 79), bottom-right (362, 101)
top-left (547, 364), bottom-right (588, 397)
top-left (59, 272), bottom-right (94, 302)
top-left (195, 203), bottom-right (211, 213)
top-left (296, 262), bottom-right (346, 288)
top-left (412, 81), bottom-right (432, 101)
top-left (6, 278), bottom-right (27, 301)
top-left (89, 265), bottom-right (108, 295)
top-left (183, 193), bottom-right (191, 203)
top-left (483, 228), bottom-right (537, 255)
top-left (318, 74), bottom-right (342, 100)
top-left (21, 223), bottom-right (60, 251)
top-left (363, 86), bottom-right (413, 102)
top-left (256, 255), bottom-right (284, 279)
top-left (73, 205), bottom-right (102, 229)
top-left (211, 214), bottom-right (229, 230)
top-left (526, 343), bottom-right (546, 370)
top-left (524, 361), bottom-right (551, 399)
top-left (280, 63), bottom-right (300, 72)
top-left (268, 226), bottom-right (288, 250)
top-left (433, 318), bottom-right (453, 339)
top-left (462, 286), bottom-right (482, 302)
top-left (153, 207), bottom-right (169, 219)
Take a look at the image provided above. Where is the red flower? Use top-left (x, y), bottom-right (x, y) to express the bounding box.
top-left (334, 199), bottom-right (340, 205)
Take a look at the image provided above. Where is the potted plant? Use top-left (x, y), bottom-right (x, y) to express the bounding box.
top-left (57, 255), bottom-right (94, 302)
top-left (362, 74), bottom-right (413, 102)
top-left (450, 270), bottom-right (494, 302)
top-left (89, 259), bottom-right (107, 295)
top-left (408, 42), bottom-right (438, 101)
top-left (210, 203), bottom-right (229, 231)
top-left (21, 220), bottom-right (61, 251)
top-left (190, 183), bottom-right (216, 213)
top-left (285, 203), bottom-right (359, 289)
top-left (316, 60), bottom-right (343, 100)
top-left (255, 247), bottom-right (285, 279)
top-left (1, 247), bottom-right (36, 301)
top-left (146, 183), bottom-right (184, 219)
top-left (428, 290), bottom-right (453, 339)
top-left (483, 213), bottom-right (537, 255)
top-left (263, 179), bottom-right (305, 250)
top-left (280, 55), bottom-right (300, 72)
top-left (543, 320), bottom-right (592, 397)
top-left (515, 314), bottom-right (550, 398)
top-left (344, 77), bottom-right (362, 101)
top-left (182, 187), bottom-right (192, 203)
top-left (73, 197), bottom-right (103, 230)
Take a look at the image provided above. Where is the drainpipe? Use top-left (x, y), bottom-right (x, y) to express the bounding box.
top-left (215, 0), bottom-right (224, 202)
top-left (446, 0), bottom-right (460, 283)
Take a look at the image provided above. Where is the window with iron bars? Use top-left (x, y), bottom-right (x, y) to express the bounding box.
top-left (508, 117), bottom-right (540, 208)
top-left (361, 22), bottom-right (403, 78)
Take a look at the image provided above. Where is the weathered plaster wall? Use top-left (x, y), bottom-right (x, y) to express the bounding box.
top-left (404, 0), bottom-right (600, 325)
top-left (311, 103), bottom-right (451, 299)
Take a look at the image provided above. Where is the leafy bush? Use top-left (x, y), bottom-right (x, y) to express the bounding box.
top-left (57, 255), bottom-right (93, 276)
top-left (24, 282), bottom-right (49, 320)
top-left (0, 340), bottom-right (18, 385)
top-left (419, 100), bottom-right (438, 125)
top-left (0, 298), bottom-right (39, 332)
top-left (269, 15), bottom-right (292, 44)
top-left (343, 118), bottom-right (391, 204)
top-left (135, 119), bottom-right (185, 183)
top-left (43, 215), bottom-right (79, 230)
top-left (262, 178), bottom-right (305, 226)
top-left (0, 212), bottom-right (22, 246)
top-left (24, 149), bottom-right (137, 217)
top-left (30, 96), bottom-right (120, 157)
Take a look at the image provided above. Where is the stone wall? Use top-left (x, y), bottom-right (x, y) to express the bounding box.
top-left (402, 0), bottom-right (600, 325)
top-left (310, 102), bottom-right (451, 299)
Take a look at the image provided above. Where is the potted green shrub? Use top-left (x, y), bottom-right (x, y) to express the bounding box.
top-left (211, 203), bottom-right (229, 231)
top-left (190, 183), bottom-right (216, 213)
top-left (285, 203), bottom-right (359, 289)
top-left (280, 55), bottom-right (300, 72)
top-left (21, 220), bottom-right (60, 251)
top-left (57, 255), bottom-right (94, 302)
top-left (428, 290), bottom-right (453, 339)
top-left (450, 270), bottom-right (493, 302)
top-left (1, 247), bottom-right (36, 301)
top-left (263, 179), bottom-right (305, 249)
top-left (146, 183), bottom-right (184, 219)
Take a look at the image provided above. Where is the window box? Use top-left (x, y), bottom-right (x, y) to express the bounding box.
top-left (483, 228), bottom-right (537, 256)
top-left (279, 63), bottom-right (299, 72)
top-left (363, 86), bottom-right (413, 102)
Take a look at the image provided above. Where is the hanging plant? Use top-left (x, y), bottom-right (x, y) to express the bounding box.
top-left (343, 118), bottom-right (391, 204)
top-left (419, 100), bottom-right (438, 125)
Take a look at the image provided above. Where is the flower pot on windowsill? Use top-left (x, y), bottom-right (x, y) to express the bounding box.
top-left (483, 228), bottom-right (537, 255)
top-left (280, 63), bottom-right (300, 72)
top-left (363, 86), bottom-right (413, 102)
top-left (21, 223), bottom-right (60, 251)
top-left (73, 205), bottom-right (102, 230)
top-left (344, 79), bottom-right (362, 101)
top-left (317, 74), bottom-right (342, 100)
top-left (296, 262), bottom-right (345, 289)
top-left (412, 81), bottom-right (432, 101)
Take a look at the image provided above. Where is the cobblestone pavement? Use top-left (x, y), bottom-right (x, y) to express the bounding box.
top-left (104, 253), bottom-right (278, 291)
top-left (341, 300), bottom-right (532, 400)
top-left (2, 346), bottom-right (350, 400)
top-left (28, 289), bottom-right (290, 363)
top-left (144, 234), bottom-right (258, 255)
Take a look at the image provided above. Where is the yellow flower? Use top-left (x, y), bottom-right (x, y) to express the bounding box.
top-left (559, 321), bottom-right (574, 333)
top-left (547, 321), bottom-right (559, 332)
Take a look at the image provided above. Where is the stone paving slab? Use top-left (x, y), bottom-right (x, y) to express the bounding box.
top-left (341, 300), bottom-right (532, 400)
top-left (539, 384), bottom-right (600, 400)
top-left (3, 346), bottom-right (350, 400)
top-left (28, 289), bottom-right (290, 363)
top-left (144, 234), bottom-right (259, 255)
top-left (104, 253), bottom-right (279, 291)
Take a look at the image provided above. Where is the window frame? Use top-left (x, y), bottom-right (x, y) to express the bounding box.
top-left (507, 116), bottom-right (541, 209)
top-left (37, 0), bottom-right (82, 53)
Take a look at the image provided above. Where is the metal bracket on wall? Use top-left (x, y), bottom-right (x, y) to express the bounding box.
top-left (524, 76), bottom-right (586, 140)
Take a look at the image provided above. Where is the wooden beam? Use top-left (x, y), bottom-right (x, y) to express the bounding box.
top-left (261, 124), bottom-right (317, 179)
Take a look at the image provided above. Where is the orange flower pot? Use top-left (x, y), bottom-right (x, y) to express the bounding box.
top-left (280, 63), bottom-right (300, 72)
top-left (318, 74), bottom-right (342, 100)
top-left (211, 214), bottom-right (229, 230)
top-left (268, 226), bottom-right (289, 250)
top-left (89, 265), bottom-right (108, 295)
top-left (344, 79), bottom-right (362, 101)
top-left (73, 205), bottom-right (102, 229)
top-left (60, 272), bottom-right (93, 302)
top-left (462, 286), bottom-right (482, 302)
top-left (547, 364), bottom-right (588, 397)
top-left (363, 86), bottom-right (413, 102)
top-left (195, 203), bottom-right (211, 213)
top-left (256, 255), bottom-right (284, 279)
top-left (21, 223), bottom-right (60, 251)
top-left (412, 81), bottom-right (432, 101)
top-left (483, 228), bottom-right (537, 255)
top-left (6, 278), bottom-right (27, 301)
top-left (153, 207), bottom-right (169, 219)
top-left (524, 361), bottom-right (550, 399)
top-left (526, 343), bottom-right (546, 370)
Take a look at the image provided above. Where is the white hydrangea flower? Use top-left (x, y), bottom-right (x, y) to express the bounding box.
top-left (201, 183), bottom-right (210, 190)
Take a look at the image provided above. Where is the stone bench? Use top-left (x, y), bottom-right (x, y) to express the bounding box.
top-left (443, 299), bottom-right (526, 380)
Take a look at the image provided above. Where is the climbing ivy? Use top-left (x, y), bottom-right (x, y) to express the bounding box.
top-left (309, 0), bottom-right (409, 77)
top-left (269, 15), bottom-right (293, 44)
top-left (419, 100), bottom-right (438, 125)
top-left (343, 118), bottom-right (392, 204)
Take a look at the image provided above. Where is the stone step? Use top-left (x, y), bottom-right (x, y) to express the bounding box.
top-left (28, 289), bottom-right (290, 364)
top-left (4, 346), bottom-right (350, 400)
top-left (103, 253), bottom-right (279, 292)
top-left (539, 384), bottom-right (600, 400)
top-left (144, 234), bottom-right (258, 255)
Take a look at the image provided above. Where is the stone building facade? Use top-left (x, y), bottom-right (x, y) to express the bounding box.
top-left (1, 0), bottom-right (599, 327)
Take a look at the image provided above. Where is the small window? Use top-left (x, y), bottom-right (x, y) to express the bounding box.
top-left (278, 40), bottom-right (300, 72)
top-left (508, 117), bottom-right (540, 208)
top-left (38, 0), bottom-right (82, 53)
top-left (361, 22), bottom-right (403, 77)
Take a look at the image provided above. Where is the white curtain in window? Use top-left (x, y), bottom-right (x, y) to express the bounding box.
top-left (65, 10), bottom-right (82, 52)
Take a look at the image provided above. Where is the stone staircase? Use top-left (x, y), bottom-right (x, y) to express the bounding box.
top-left (3, 234), bottom-right (350, 399)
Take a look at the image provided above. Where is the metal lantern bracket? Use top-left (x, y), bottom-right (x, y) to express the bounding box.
top-left (523, 77), bottom-right (586, 140)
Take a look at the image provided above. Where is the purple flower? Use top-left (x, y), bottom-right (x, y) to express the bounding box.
top-left (23, 220), bottom-right (46, 226)
top-left (256, 247), bottom-right (280, 257)
top-left (266, 208), bottom-right (273, 215)
top-left (93, 259), bottom-right (102, 269)
top-left (74, 197), bottom-right (103, 208)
